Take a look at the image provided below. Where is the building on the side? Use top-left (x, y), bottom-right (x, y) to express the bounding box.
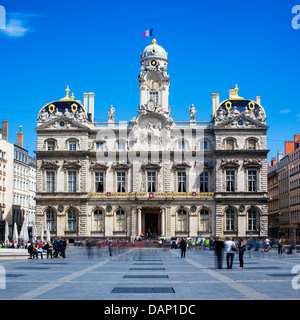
top-left (0, 121), bottom-right (36, 239)
top-left (35, 39), bottom-right (269, 242)
top-left (268, 135), bottom-right (300, 239)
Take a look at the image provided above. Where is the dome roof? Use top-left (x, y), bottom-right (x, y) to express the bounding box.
top-left (141, 39), bottom-right (168, 60)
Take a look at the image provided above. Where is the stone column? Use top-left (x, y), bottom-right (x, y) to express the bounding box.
top-left (160, 207), bottom-right (166, 236)
top-left (137, 206), bottom-right (142, 236)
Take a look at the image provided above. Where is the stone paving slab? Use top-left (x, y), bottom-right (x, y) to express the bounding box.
top-left (0, 247), bottom-right (299, 300)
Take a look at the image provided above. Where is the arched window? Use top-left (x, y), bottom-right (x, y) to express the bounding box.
top-left (248, 208), bottom-right (258, 231)
top-left (115, 210), bottom-right (126, 231)
top-left (199, 209), bottom-right (210, 232)
top-left (67, 209), bottom-right (77, 231)
top-left (46, 209), bottom-right (55, 231)
top-left (93, 209), bottom-right (104, 231)
top-left (226, 139), bottom-right (234, 150)
top-left (225, 209), bottom-right (235, 231)
top-left (177, 209), bottom-right (188, 232)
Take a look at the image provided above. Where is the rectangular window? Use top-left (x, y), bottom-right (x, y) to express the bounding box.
top-left (68, 171), bottom-right (77, 192)
top-left (178, 172), bottom-right (187, 192)
top-left (200, 141), bottom-right (208, 150)
top-left (147, 172), bottom-right (156, 192)
top-left (95, 172), bottom-right (104, 192)
top-left (47, 141), bottom-right (55, 151)
top-left (178, 140), bottom-right (185, 150)
top-left (118, 141), bottom-right (126, 151)
top-left (150, 92), bottom-right (158, 103)
top-left (69, 141), bottom-right (77, 151)
top-left (200, 172), bottom-right (209, 192)
top-left (96, 142), bottom-right (104, 151)
top-left (248, 170), bottom-right (257, 192)
top-left (46, 172), bottom-right (55, 192)
top-left (226, 171), bottom-right (235, 192)
top-left (117, 172), bottom-right (126, 192)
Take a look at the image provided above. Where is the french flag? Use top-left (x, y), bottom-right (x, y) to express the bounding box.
top-left (143, 28), bottom-right (154, 37)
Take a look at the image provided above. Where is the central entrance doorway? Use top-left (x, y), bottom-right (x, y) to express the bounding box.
top-left (144, 212), bottom-right (160, 237)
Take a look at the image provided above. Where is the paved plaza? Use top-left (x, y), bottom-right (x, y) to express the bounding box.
top-left (0, 246), bottom-right (300, 300)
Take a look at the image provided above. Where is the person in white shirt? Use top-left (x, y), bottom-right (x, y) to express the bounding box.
top-left (224, 237), bottom-right (236, 269)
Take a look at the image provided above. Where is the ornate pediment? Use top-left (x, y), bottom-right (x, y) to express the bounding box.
top-left (172, 161), bottom-right (192, 171)
top-left (111, 161), bottom-right (131, 171)
top-left (243, 159), bottom-right (262, 168)
top-left (40, 160), bottom-right (60, 170)
top-left (36, 115), bottom-right (89, 131)
top-left (220, 159), bottom-right (240, 169)
top-left (214, 110), bottom-right (268, 130)
top-left (63, 160), bottom-right (81, 170)
top-left (90, 161), bottom-right (108, 171)
top-left (141, 162), bottom-right (161, 171)
top-left (195, 160), bottom-right (214, 170)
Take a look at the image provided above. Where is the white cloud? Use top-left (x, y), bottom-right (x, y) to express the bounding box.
top-left (0, 12), bottom-right (43, 38)
top-left (1, 18), bottom-right (32, 37)
top-left (279, 109), bottom-right (291, 114)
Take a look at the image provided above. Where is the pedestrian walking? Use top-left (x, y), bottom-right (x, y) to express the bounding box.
top-left (60, 237), bottom-right (67, 258)
top-left (277, 238), bottom-right (283, 254)
top-left (224, 237), bottom-right (236, 269)
top-left (237, 237), bottom-right (246, 269)
top-left (214, 237), bottom-right (224, 269)
top-left (180, 238), bottom-right (187, 258)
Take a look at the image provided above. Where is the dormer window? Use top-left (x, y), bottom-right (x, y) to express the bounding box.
top-left (248, 139), bottom-right (256, 150)
top-left (69, 140), bottom-right (77, 151)
top-left (178, 140), bottom-right (185, 150)
top-left (96, 142), bottom-right (104, 151)
top-left (118, 141), bottom-right (126, 151)
top-left (200, 140), bottom-right (208, 150)
top-left (47, 141), bottom-right (55, 151)
top-left (226, 139), bottom-right (234, 150)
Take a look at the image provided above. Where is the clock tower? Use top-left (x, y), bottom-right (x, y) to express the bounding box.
top-left (139, 39), bottom-right (170, 114)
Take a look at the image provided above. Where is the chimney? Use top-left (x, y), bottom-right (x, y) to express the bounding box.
top-left (1, 119), bottom-right (8, 141)
top-left (270, 157), bottom-right (277, 166)
top-left (285, 141), bottom-right (295, 156)
top-left (277, 151), bottom-right (283, 162)
top-left (17, 126), bottom-right (23, 148)
top-left (228, 89), bottom-right (236, 99)
top-left (294, 134), bottom-right (300, 143)
top-left (256, 96), bottom-right (261, 105)
top-left (83, 93), bottom-right (88, 111)
top-left (88, 92), bottom-right (95, 122)
top-left (211, 93), bottom-right (220, 117)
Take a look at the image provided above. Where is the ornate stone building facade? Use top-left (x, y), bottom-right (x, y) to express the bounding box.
top-left (35, 39), bottom-right (269, 241)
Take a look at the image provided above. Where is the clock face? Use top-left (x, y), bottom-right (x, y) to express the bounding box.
top-left (147, 75), bottom-right (161, 89)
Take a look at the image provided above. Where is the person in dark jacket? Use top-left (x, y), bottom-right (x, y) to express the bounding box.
top-left (214, 237), bottom-right (224, 269)
top-left (28, 243), bottom-right (35, 259)
top-left (52, 238), bottom-right (60, 258)
top-left (180, 238), bottom-right (187, 258)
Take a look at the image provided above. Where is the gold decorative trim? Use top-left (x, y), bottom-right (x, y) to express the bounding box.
top-left (71, 103), bottom-right (78, 113)
top-left (248, 101), bottom-right (255, 111)
top-left (225, 101), bottom-right (232, 111)
top-left (48, 104), bottom-right (55, 114)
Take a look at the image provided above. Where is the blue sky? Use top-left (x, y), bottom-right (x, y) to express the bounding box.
top-left (0, 0), bottom-right (299, 161)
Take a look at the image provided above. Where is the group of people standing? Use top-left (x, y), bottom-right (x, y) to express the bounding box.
top-left (215, 237), bottom-right (246, 269)
top-left (27, 237), bottom-right (67, 259)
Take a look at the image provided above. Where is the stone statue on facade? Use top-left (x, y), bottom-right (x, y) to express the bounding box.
top-left (189, 104), bottom-right (197, 121)
top-left (108, 105), bottom-right (115, 122)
